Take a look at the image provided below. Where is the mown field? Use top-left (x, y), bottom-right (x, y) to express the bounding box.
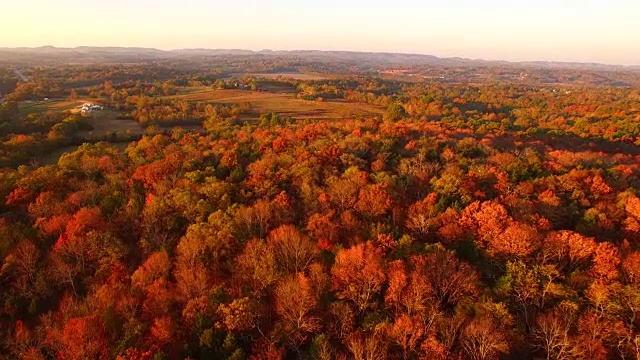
top-left (18, 99), bottom-right (85, 115)
top-left (79, 110), bottom-right (144, 138)
top-left (164, 89), bottom-right (384, 121)
top-left (247, 72), bottom-right (333, 81)
top-left (18, 100), bottom-right (145, 138)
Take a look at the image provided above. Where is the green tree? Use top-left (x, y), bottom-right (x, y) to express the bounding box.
top-left (384, 103), bottom-right (407, 121)
top-left (1, 101), bottom-right (19, 122)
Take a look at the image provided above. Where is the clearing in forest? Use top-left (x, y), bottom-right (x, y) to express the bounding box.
top-left (19, 99), bottom-right (85, 115)
top-left (79, 110), bottom-right (144, 138)
top-left (247, 72), bottom-right (333, 81)
top-left (165, 89), bottom-right (384, 121)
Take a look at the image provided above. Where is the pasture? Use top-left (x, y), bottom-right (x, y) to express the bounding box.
top-left (19, 99), bottom-right (85, 115)
top-left (249, 72), bottom-right (332, 81)
top-left (165, 89), bottom-right (383, 121)
top-left (80, 110), bottom-right (145, 138)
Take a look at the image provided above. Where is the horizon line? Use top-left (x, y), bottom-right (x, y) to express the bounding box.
top-left (1, 45), bottom-right (639, 68)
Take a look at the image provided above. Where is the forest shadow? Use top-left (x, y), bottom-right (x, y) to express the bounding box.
top-left (489, 131), bottom-right (640, 156)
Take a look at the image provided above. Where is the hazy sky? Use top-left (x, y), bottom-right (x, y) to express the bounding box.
top-left (1, 0), bottom-right (639, 65)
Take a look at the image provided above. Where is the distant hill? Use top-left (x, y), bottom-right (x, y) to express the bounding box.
top-left (0, 46), bottom-right (172, 65)
top-left (0, 46), bottom-right (637, 71)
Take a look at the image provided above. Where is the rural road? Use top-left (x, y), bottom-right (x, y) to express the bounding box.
top-left (14, 69), bottom-right (29, 82)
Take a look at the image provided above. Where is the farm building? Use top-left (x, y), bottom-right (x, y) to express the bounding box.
top-left (81, 102), bottom-right (104, 113)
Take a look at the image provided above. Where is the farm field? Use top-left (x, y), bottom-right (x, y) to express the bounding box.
top-left (247, 72), bottom-right (333, 81)
top-left (18, 99), bottom-right (85, 115)
top-left (164, 88), bottom-right (384, 120)
top-left (79, 110), bottom-right (144, 138)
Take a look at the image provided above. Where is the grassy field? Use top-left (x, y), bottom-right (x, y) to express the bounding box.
top-left (19, 99), bottom-right (86, 115)
top-left (226, 72), bottom-right (332, 81)
top-left (165, 89), bottom-right (383, 121)
top-left (249, 73), bottom-right (332, 81)
top-left (80, 110), bottom-right (145, 138)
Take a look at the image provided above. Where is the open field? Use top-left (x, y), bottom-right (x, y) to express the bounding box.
top-left (225, 72), bottom-right (333, 81)
top-left (19, 99), bottom-right (86, 115)
top-left (248, 73), bottom-right (333, 81)
top-left (80, 110), bottom-right (145, 138)
top-left (165, 89), bottom-right (384, 120)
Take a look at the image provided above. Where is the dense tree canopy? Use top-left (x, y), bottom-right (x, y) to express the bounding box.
top-left (2, 60), bottom-right (640, 359)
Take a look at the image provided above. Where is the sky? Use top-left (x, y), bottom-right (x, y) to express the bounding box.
top-left (1, 0), bottom-right (639, 65)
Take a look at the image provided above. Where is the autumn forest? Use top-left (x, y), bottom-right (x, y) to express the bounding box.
top-left (2, 49), bottom-right (640, 360)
